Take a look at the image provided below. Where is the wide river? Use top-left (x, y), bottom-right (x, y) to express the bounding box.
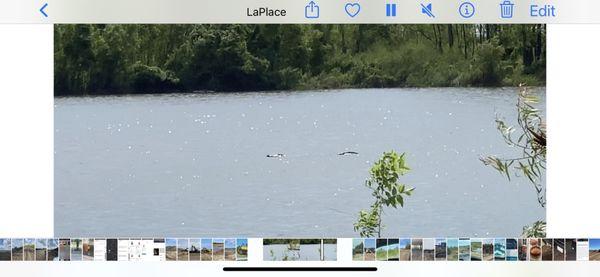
top-left (55, 88), bottom-right (545, 237)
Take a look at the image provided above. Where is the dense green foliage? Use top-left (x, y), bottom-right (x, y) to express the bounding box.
top-left (55, 24), bottom-right (546, 95)
top-left (354, 151), bottom-right (414, 238)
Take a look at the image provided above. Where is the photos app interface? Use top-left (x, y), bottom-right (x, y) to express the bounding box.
top-left (0, 0), bottom-right (599, 276)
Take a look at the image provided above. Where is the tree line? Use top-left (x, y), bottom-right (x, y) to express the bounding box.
top-left (54, 24), bottom-right (546, 96)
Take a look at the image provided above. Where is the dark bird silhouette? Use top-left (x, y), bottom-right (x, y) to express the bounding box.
top-left (527, 124), bottom-right (546, 149)
top-left (338, 151), bottom-right (359, 156)
top-left (266, 153), bottom-right (285, 158)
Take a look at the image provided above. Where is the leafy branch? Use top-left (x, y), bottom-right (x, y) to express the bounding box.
top-left (521, 220), bottom-right (546, 238)
top-left (354, 151), bottom-right (414, 238)
top-left (480, 85), bottom-right (546, 207)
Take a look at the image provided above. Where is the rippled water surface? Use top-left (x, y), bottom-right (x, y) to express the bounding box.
top-left (55, 88), bottom-right (545, 237)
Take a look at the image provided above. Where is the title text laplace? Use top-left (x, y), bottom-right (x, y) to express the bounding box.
top-left (246, 7), bottom-right (287, 17)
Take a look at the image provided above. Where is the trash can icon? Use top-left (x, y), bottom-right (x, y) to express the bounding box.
top-left (500, 1), bottom-right (514, 18)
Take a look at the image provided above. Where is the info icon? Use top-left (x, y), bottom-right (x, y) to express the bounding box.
top-left (459, 2), bottom-right (475, 18)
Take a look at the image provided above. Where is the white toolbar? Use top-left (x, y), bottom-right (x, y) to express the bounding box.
top-left (0, 1), bottom-right (597, 24)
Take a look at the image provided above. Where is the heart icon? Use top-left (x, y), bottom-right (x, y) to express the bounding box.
top-left (345, 3), bottom-right (361, 18)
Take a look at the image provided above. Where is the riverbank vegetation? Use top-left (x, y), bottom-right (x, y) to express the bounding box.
top-left (54, 24), bottom-right (546, 96)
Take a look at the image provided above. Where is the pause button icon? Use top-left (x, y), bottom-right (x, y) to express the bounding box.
top-left (386, 3), bottom-right (397, 17)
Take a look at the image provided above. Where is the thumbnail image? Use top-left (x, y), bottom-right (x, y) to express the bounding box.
top-left (165, 238), bottom-right (177, 261)
top-left (399, 239), bottom-right (411, 261)
top-left (213, 239), bottom-right (225, 261)
top-left (482, 239), bottom-right (494, 261)
top-left (106, 239), bottom-right (118, 261)
top-left (565, 239), bottom-right (576, 261)
top-left (458, 238), bottom-right (470, 261)
top-left (236, 239), bottom-right (248, 261)
top-left (411, 239), bottom-right (423, 261)
top-left (47, 239), bottom-right (59, 261)
top-left (128, 239), bottom-right (142, 261)
top-left (83, 239), bottom-right (94, 261)
top-left (94, 239), bottom-right (107, 261)
top-left (447, 239), bottom-right (459, 261)
top-left (529, 238), bottom-right (542, 261)
top-left (11, 239), bottom-right (23, 261)
top-left (151, 239), bottom-right (165, 261)
top-left (364, 239), bottom-right (376, 261)
top-left (553, 239), bottom-right (565, 261)
top-left (59, 239), bottom-right (70, 261)
top-left (518, 239), bottom-right (528, 261)
top-left (23, 238), bottom-right (35, 261)
top-left (224, 238), bottom-right (236, 261)
top-left (263, 239), bottom-right (299, 261)
top-left (470, 239), bottom-right (482, 261)
top-left (35, 239), bottom-right (47, 261)
top-left (589, 239), bottom-right (600, 261)
top-left (506, 238), bottom-right (518, 261)
top-left (201, 239), bottom-right (213, 261)
top-left (576, 239), bottom-right (589, 261)
top-left (54, 24), bottom-right (547, 239)
top-left (177, 238), bottom-right (189, 261)
top-left (542, 239), bottom-right (553, 261)
top-left (126, 239), bottom-right (142, 261)
top-left (189, 239), bottom-right (200, 261)
top-left (263, 239), bottom-right (335, 261)
top-left (423, 238), bottom-right (434, 261)
top-left (142, 238), bottom-right (155, 261)
top-left (434, 238), bottom-right (446, 261)
top-left (117, 239), bottom-right (129, 261)
top-left (352, 239), bottom-right (364, 261)
top-left (0, 239), bottom-right (10, 261)
top-left (322, 239), bottom-right (337, 261)
top-left (494, 238), bottom-right (506, 261)
top-left (376, 239), bottom-right (388, 261)
top-left (71, 239), bottom-right (83, 261)
top-left (388, 239), bottom-right (399, 261)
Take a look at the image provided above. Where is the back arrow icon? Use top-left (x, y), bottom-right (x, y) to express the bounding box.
top-left (40, 3), bottom-right (48, 17)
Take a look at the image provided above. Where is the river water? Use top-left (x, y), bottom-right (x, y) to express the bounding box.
top-left (55, 88), bottom-right (545, 237)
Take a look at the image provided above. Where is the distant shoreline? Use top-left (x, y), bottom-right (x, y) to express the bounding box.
top-left (54, 25), bottom-right (546, 97)
top-left (54, 86), bottom-right (546, 98)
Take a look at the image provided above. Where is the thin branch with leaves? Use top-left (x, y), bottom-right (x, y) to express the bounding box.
top-left (481, 85), bottom-right (546, 208)
top-left (354, 151), bottom-right (414, 238)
